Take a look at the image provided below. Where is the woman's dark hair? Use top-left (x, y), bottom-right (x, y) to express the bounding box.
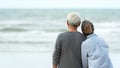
top-left (81, 20), bottom-right (94, 35)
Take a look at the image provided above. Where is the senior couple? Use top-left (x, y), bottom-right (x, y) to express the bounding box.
top-left (52, 12), bottom-right (113, 68)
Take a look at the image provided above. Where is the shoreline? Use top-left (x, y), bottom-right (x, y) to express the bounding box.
top-left (0, 52), bottom-right (119, 68)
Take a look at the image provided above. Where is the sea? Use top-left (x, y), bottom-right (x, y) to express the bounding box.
top-left (0, 9), bottom-right (120, 53)
top-left (0, 9), bottom-right (120, 68)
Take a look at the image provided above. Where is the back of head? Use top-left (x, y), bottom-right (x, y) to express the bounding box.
top-left (81, 20), bottom-right (94, 35)
top-left (67, 12), bottom-right (81, 27)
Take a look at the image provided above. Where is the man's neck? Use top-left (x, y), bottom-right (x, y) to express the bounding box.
top-left (68, 27), bottom-right (78, 32)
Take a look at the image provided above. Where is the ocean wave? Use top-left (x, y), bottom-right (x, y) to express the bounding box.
top-left (0, 27), bottom-right (67, 32)
top-left (0, 41), bottom-right (51, 44)
top-left (0, 27), bottom-right (27, 32)
top-left (42, 29), bottom-right (67, 32)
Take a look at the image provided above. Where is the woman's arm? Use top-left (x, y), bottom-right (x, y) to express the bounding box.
top-left (82, 42), bottom-right (88, 68)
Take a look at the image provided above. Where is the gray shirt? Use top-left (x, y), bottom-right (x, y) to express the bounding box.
top-left (82, 34), bottom-right (113, 68)
top-left (53, 32), bottom-right (85, 68)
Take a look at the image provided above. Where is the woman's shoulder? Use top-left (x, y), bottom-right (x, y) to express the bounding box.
top-left (82, 35), bottom-right (97, 48)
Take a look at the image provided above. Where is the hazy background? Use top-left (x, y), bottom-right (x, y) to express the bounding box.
top-left (0, 0), bottom-right (120, 68)
top-left (0, 0), bottom-right (120, 9)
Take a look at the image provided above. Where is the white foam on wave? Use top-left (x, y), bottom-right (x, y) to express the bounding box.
top-left (0, 30), bottom-right (60, 52)
top-left (0, 20), bottom-right (120, 52)
top-left (92, 22), bottom-right (120, 51)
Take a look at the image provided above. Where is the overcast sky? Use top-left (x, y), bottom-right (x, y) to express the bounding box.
top-left (0, 0), bottom-right (120, 9)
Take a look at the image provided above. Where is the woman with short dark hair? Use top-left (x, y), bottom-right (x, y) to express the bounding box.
top-left (81, 20), bottom-right (113, 68)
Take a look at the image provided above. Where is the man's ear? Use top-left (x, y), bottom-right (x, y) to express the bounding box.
top-left (67, 20), bottom-right (69, 25)
top-left (78, 22), bottom-right (80, 26)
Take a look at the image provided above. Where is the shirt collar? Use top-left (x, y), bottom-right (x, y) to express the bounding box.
top-left (87, 33), bottom-right (97, 39)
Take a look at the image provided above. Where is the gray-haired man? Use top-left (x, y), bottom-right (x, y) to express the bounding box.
top-left (52, 12), bottom-right (85, 68)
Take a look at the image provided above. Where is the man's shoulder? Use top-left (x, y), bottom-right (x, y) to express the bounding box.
top-left (58, 32), bottom-right (83, 36)
top-left (58, 32), bottom-right (66, 35)
top-left (57, 32), bottom-right (65, 36)
top-left (58, 32), bottom-right (85, 39)
top-left (57, 32), bottom-right (69, 38)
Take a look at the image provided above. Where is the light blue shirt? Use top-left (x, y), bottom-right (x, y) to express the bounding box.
top-left (82, 34), bottom-right (113, 68)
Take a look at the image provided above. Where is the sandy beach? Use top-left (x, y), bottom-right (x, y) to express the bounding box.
top-left (0, 52), bottom-right (52, 68)
top-left (0, 52), bottom-right (119, 68)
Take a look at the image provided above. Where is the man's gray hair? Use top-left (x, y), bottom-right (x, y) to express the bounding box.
top-left (67, 12), bottom-right (81, 27)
